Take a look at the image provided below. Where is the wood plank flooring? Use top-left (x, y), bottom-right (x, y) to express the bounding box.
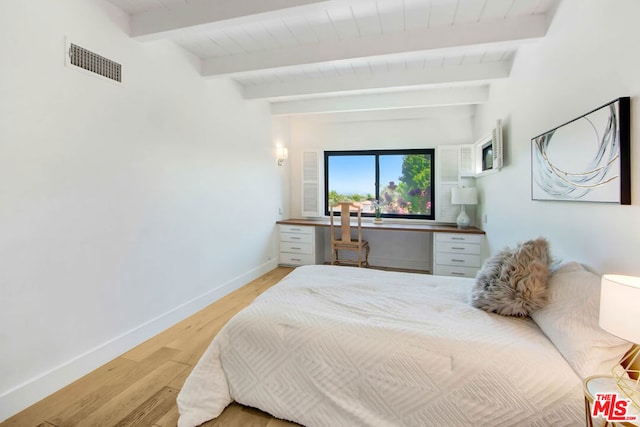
top-left (2, 267), bottom-right (300, 427)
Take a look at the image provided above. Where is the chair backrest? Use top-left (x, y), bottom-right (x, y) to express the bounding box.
top-left (329, 202), bottom-right (363, 244)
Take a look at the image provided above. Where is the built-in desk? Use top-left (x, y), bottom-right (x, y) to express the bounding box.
top-left (277, 218), bottom-right (484, 234)
top-left (276, 218), bottom-right (486, 277)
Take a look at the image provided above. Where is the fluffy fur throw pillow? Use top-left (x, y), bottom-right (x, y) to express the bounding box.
top-left (470, 238), bottom-right (552, 316)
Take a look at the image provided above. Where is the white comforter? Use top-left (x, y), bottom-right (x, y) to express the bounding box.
top-left (177, 265), bottom-right (583, 427)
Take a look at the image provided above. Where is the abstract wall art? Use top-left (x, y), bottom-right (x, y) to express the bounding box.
top-left (531, 97), bottom-right (630, 204)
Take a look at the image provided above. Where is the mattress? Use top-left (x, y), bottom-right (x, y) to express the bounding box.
top-left (177, 265), bottom-right (583, 426)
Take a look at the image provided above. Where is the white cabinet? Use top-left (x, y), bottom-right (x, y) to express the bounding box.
top-left (279, 224), bottom-right (324, 266)
top-left (436, 146), bottom-right (460, 223)
top-left (436, 145), bottom-right (477, 225)
top-left (436, 145), bottom-right (475, 223)
top-left (301, 151), bottom-right (322, 217)
top-left (433, 233), bottom-right (484, 278)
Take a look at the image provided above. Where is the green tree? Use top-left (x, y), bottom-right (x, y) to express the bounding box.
top-left (400, 155), bottom-right (431, 190)
top-left (398, 155), bottom-right (432, 214)
top-left (328, 190), bottom-right (341, 206)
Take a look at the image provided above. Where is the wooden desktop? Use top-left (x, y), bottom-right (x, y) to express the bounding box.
top-left (277, 218), bottom-right (485, 234)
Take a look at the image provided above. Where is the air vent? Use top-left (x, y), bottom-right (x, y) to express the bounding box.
top-left (68, 43), bottom-right (121, 83)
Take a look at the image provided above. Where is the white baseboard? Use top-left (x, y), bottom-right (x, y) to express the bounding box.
top-left (0, 259), bottom-right (278, 422)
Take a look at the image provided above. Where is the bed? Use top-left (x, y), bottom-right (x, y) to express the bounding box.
top-left (177, 262), bottom-right (632, 427)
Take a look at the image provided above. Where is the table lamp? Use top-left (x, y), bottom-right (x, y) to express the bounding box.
top-left (451, 187), bottom-right (477, 228)
top-left (599, 274), bottom-right (640, 409)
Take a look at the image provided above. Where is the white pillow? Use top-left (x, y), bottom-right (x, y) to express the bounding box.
top-left (530, 261), bottom-right (632, 379)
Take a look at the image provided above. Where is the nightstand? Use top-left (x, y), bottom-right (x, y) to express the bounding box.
top-left (584, 375), bottom-right (640, 427)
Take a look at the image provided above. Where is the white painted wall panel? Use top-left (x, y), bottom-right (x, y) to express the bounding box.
top-left (285, 111), bottom-right (474, 270)
top-left (0, 0), bottom-right (278, 420)
top-left (473, 0), bottom-right (640, 276)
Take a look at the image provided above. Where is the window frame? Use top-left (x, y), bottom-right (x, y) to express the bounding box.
top-left (323, 148), bottom-right (436, 220)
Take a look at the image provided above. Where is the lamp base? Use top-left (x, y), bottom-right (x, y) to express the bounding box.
top-left (456, 205), bottom-right (471, 228)
top-left (613, 345), bottom-right (640, 409)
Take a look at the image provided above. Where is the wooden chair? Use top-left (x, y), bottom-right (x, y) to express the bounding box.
top-left (329, 202), bottom-right (370, 268)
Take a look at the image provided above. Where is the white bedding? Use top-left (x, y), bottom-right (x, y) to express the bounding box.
top-left (177, 265), bottom-right (583, 427)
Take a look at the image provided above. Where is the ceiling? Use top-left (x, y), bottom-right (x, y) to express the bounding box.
top-left (105, 0), bottom-right (557, 117)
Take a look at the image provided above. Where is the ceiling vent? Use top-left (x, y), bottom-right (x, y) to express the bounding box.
top-left (67, 42), bottom-right (122, 83)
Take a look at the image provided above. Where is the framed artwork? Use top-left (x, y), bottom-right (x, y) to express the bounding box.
top-left (531, 97), bottom-right (630, 204)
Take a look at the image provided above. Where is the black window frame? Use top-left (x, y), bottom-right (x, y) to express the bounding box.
top-left (324, 148), bottom-right (436, 220)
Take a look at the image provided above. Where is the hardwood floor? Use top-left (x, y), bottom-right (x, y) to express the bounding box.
top-left (1, 267), bottom-right (300, 427)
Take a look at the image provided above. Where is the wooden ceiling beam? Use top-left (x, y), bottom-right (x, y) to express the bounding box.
top-left (202, 15), bottom-right (546, 77)
top-left (130, 0), bottom-right (336, 41)
top-left (269, 85), bottom-right (490, 115)
top-left (243, 62), bottom-right (510, 100)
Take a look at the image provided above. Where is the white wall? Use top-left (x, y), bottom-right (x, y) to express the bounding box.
top-left (284, 107), bottom-right (475, 270)
top-left (0, 0), bottom-right (280, 420)
top-left (473, 0), bottom-right (640, 276)
top-left (273, 116), bottom-right (292, 219)
top-left (287, 106), bottom-right (476, 218)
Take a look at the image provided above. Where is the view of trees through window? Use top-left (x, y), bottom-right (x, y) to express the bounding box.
top-left (324, 149), bottom-right (435, 220)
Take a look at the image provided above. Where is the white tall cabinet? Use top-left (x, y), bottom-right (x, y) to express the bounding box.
top-left (435, 145), bottom-right (484, 277)
top-left (436, 145), bottom-right (476, 224)
top-left (436, 146), bottom-right (461, 223)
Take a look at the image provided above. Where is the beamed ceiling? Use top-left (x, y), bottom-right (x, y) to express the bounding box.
top-left (105, 0), bottom-right (557, 117)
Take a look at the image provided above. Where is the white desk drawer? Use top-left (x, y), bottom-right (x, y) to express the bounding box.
top-left (438, 241), bottom-right (481, 255)
top-left (436, 233), bottom-right (484, 244)
top-left (280, 225), bottom-right (313, 234)
top-left (435, 252), bottom-right (481, 268)
top-left (280, 232), bottom-right (313, 244)
top-left (278, 224), bottom-right (322, 266)
top-left (280, 242), bottom-right (312, 254)
top-left (279, 252), bottom-right (315, 266)
top-left (434, 265), bottom-right (479, 278)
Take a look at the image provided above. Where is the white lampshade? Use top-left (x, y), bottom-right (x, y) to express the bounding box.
top-left (451, 187), bottom-right (478, 205)
top-left (600, 274), bottom-right (640, 343)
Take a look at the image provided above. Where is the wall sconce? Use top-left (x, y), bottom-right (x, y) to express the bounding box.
top-left (277, 145), bottom-right (288, 166)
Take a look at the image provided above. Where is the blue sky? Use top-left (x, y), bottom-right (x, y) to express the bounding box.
top-left (329, 155), bottom-right (403, 195)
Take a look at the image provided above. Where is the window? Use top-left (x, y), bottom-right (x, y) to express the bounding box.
top-left (324, 149), bottom-right (435, 220)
